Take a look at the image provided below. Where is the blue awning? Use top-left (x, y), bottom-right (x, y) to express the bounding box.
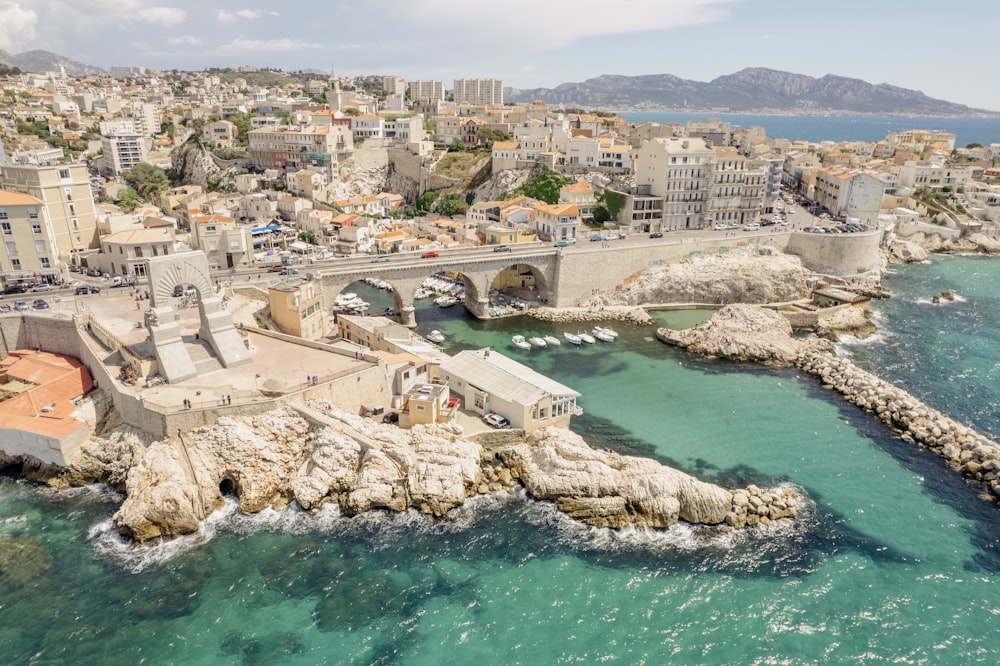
top-left (251, 224), bottom-right (281, 234)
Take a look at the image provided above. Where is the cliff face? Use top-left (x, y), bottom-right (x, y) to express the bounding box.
top-left (582, 251), bottom-right (812, 308)
top-left (106, 404), bottom-right (799, 542)
top-left (170, 137), bottom-right (239, 190)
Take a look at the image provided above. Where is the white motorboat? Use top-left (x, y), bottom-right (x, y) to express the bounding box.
top-left (594, 325), bottom-right (619, 339)
top-left (427, 330), bottom-right (445, 343)
top-left (543, 335), bottom-right (561, 346)
top-left (435, 296), bottom-right (457, 307)
top-left (578, 331), bottom-right (596, 344)
top-left (414, 287), bottom-right (433, 299)
top-left (593, 328), bottom-right (615, 342)
top-left (512, 335), bottom-right (532, 350)
top-left (334, 292), bottom-right (358, 307)
top-left (528, 336), bottom-right (547, 348)
top-left (563, 332), bottom-right (582, 345)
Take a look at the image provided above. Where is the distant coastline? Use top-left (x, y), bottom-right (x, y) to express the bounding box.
top-left (620, 112), bottom-right (1000, 146)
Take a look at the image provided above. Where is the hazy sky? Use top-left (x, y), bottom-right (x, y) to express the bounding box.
top-left (1, 0), bottom-right (997, 111)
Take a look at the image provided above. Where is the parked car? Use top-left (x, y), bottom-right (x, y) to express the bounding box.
top-left (421, 251), bottom-right (439, 259)
top-left (743, 223), bottom-right (760, 231)
top-left (32, 299), bottom-right (49, 310)
top-left (13, 300), bottom-right (29, 311)
top-left (3, 285), bottom-right (26, 295)
top-left (649, 232), bottom-right (664, 238)
top-left (492, 245), bottom-right (511, 253)
top-left (483, 413), bottom-right (510, 429)
top-left (604, 233), bottom-right (619, 240)
top-left (590, 235), bottom-right (603, 242)
top-left (370, 255), bottom-right (390, 263)
top-left (75, 286), bottom-right (90, 295)
top-left (172, 284), bottom-right (184, 297)
top-left (31, 284), bottom-right (54, 292)
top-left (554, 240), bottom-right (574, 248)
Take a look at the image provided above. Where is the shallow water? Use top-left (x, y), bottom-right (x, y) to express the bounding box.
top-left (2, 256), bottom-right (1000, 664)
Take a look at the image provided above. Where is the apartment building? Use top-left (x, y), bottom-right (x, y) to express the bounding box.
top-left (408, 80), bottom-right (445, 102)
top-left (814, 167), bottom-right (885, 224)
top-left (191, 214), bottom-right (252, 270)
top-left (897, 161), bottom-right (974, 191)
top-left (452, 79), bottom-right (503, 106)
top-left (532, 203), bottom-right (579, 242)
top-left (0, 162), bottom-right (100, 261)
top-left (101, 129), bottom-right (148, 176)
top-left (633, 137), bottom-right (714, 230)
top-left (705, 147), bottom-right (766, 228)
top-left (0, 190), bottom-right (61, 286)
top-left (269, 278), bottom-right (327, 340)
top-left (247, 125), bottom-right (353, 171)
top-left (383, 76), bottom-right (407, 97)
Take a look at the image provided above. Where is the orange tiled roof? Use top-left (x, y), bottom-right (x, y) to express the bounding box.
top-left (0, 350), bottom-right (93, 440)
top-left (0, 190), bottom-right (43, 206)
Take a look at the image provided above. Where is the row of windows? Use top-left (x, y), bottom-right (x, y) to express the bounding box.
top-left (4, 240), bottom-right (46, 253)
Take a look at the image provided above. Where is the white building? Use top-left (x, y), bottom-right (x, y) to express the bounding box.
top-left (452, 79), bottom-right (503, 106)
top-left (408, 80), bottom-right (445, 102)
top-left (100, 130), bottom-right (148, 176)
top-left (633, 137), bottom-right (715, 230)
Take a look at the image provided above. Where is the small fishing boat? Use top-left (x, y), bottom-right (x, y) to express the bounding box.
top-left (578, 331), bottom-right (596, 344)
top-left (543, 335), bottom-right (561, 346)
top-left (435, 296), bottom-right (457, 307)
top-left (592, 328), bottom-right (615, 342)
top-left (563, 332), bottom-right (582, 345)
top-left (528, 336), bottom-right (547, 348)
top-left (512, 335), bottom-right (532, 350)
top-left (594, 325), bottom-right (618, 339)
top-left (427, 330), bottom-right (445, 343)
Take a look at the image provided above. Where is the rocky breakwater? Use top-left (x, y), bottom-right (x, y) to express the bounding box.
top-left (893, 231), bottom-right (1000, 260)
top-left (797, 351), bottom-right (1000, 504)
top-left (657, 303), bottom-right (1000, 507)
top-left (111, 404), bottom-right (801, 542)
top-left (529, 305), bottom-right (653, 326)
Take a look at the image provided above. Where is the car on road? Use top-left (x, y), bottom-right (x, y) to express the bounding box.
top-left (3, 285), bottom-right (26, 295)
top-left (75, 286), bottom-right (100, 295)
top-left (590, 235), bottom-right (603, 242)
top-left (482, 413), bottom-right (511, 429)
top-left (279, 268), bottom-right (300, 276)
top-left (492, 245), bottom-right (511, 253)
top-left (649, 232), bottom-right (664, 238)
top-left (32, 299), bottom-right (49, 309)
top-left (743, 223), bottom-right (760, 231)
top-left (31, 284), bottom-right (54, 292)
top-left (554, 240), bottom-right (573, 247)
top-left (269, 265), bottom-right (286, 272)
top-left (370, 255), bottom-right (389, 263)
top-left (13, 300), bottom-right (29, 311)
top-left (421, 251), bottom-right (439, 259)
top-left (604, 233), bottom-right (619, 240)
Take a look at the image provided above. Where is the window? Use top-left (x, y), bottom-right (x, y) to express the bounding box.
top-left (35, 240), bottom-right (45, 253)
top-left (69, 204), bottom-right (76, 215)
top-left (11, 258), bottom-right (20, 269)
top-left (5, 241), bottom-right (16, 254)
top-left (1, 222), bottom-right (10, 234)
top-left (58, 169), bottom-right (71, 180)
top-left (28, 208), bottom-right (38, 220)
top-left (32, 221), bottom-right (41, 234)
top-left (40, 257), bottom-right (50, 268)
top-left (72, 218), bottom-right (79, 230)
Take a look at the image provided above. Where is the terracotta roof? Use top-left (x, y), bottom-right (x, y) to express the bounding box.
top-left (0, 190), bottom-right (43, 206)
top-left (562, 181), bottom-right (593, 193)
top-left (0, 350), bottom-right (93, 440)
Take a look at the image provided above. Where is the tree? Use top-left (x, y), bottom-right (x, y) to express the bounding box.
top-left (510, 166), bottom-right (571, 204)
top-left (115, 187), bottom-right (139, 212)
top-left (122, 163), bottom-right (170, 202)
top-left (447, 139), bottom-right (467, 152)
top-left (476, 127), bottom-right (511, 150)
top-left (298, 230), bottom-right (317, 245)
top-left (435, 193), bottom-right (469, 217)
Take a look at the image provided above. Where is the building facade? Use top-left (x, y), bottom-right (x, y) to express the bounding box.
top-left (0, 190), bottom-right (63, 286)
top-left (452, 79), bottom-right (503, 106)
top-left (268, 278), bottom-right (326, 340)
top-left (633, 137), bottom-right (715, 230)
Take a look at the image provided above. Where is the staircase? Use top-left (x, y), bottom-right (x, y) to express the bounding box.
top-left (185, 338), bottom-right (223, 374)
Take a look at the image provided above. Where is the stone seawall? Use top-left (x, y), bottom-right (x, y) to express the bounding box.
top-left (796, 350), bottom-right (1000, 504)
top-left (528, 305), bottom-right (653, 326)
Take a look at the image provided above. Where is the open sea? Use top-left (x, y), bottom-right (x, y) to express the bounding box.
top-left (623, 113), bottom-right (1000, 148)
top-left (3, 256), bottom-right (1000, 664)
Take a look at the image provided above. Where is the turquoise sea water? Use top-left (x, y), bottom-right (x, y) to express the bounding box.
top-left (3, 258), bottom-right (1000, 664)
top-left (623, 113), bottom-right (1000, 148)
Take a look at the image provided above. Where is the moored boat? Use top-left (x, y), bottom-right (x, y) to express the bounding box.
top-left (594, 325), bottom-right (619, 339)
top-left (543, 335), bottom-right (561, 346)
top-left (592, 328), bottom-right (615, 342)
top-left (512, 335), bottom-right (532, 350)
top-left (578, 331), bottom-right (596, 344)
top-left (563, 332), bottom-right (582, 345)
top-left (427, 330), bottom-right (445, 343)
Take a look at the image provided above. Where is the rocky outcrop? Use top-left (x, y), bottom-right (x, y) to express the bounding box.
top-left (899, 231), bottom-right (1000, 256)
top-left (110, 404), bottom-right (802, 542)
top-left (888, 238), bottom-right (930, 263)
top-left (170, 136), bottom-right (240, 190)
top-left (472, 168), bottom-right (532, 203)
top-left (658, 304), bottom-right (1000, 507)
top-left (812, 305), bottom-right (878, 341)
top-left (581, 251), bottom-right (812, 308)
top-left (657, 304), bottom-right (835, 364)
top-left (331, 144), bottom-right (391, 202)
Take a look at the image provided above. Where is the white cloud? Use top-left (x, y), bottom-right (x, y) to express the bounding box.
top-left (216, 8), bottom-right (278, 23)
top-left (167, 34), bottom-right (201, 46)
top-left (407, 0), bottom-right (737, 49)
top-left (137, 6), bottom-right (185, 27)
top-left (0, 1), bottom-right (38, 51)
top-left (213, 38), bottom-right (320, 53)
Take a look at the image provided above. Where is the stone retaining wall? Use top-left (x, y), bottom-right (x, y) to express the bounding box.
top-left (528, 306), bottom-right (653, 326)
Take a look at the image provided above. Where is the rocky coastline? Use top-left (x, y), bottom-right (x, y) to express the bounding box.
top-left (657, 304), bottom-right (1000, 506)
top-left (105, 405), bottom-right (800, 542)
top-left (890, 232), bottom-right (1000, 263)
top-left (528, 305), bottom-right (653, 326)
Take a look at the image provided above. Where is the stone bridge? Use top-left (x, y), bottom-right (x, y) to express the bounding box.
top-left (316, 248), bottom-right (560, 326)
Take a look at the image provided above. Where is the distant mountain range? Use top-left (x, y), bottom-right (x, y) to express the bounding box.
top-left (0, 49), bottom-right (104, 76)
top-left (506, 68), bottom-right (996, 116)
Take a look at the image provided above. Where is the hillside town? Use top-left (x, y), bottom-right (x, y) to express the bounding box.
top-left (1, 64), bottom-right (1000, 541)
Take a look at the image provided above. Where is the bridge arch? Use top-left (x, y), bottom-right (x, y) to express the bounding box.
top-left (485, 261), bottom-right (553, 313)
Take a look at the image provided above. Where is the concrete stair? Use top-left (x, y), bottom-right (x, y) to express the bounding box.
top-left (185, 338), bottom-right (223, 374)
